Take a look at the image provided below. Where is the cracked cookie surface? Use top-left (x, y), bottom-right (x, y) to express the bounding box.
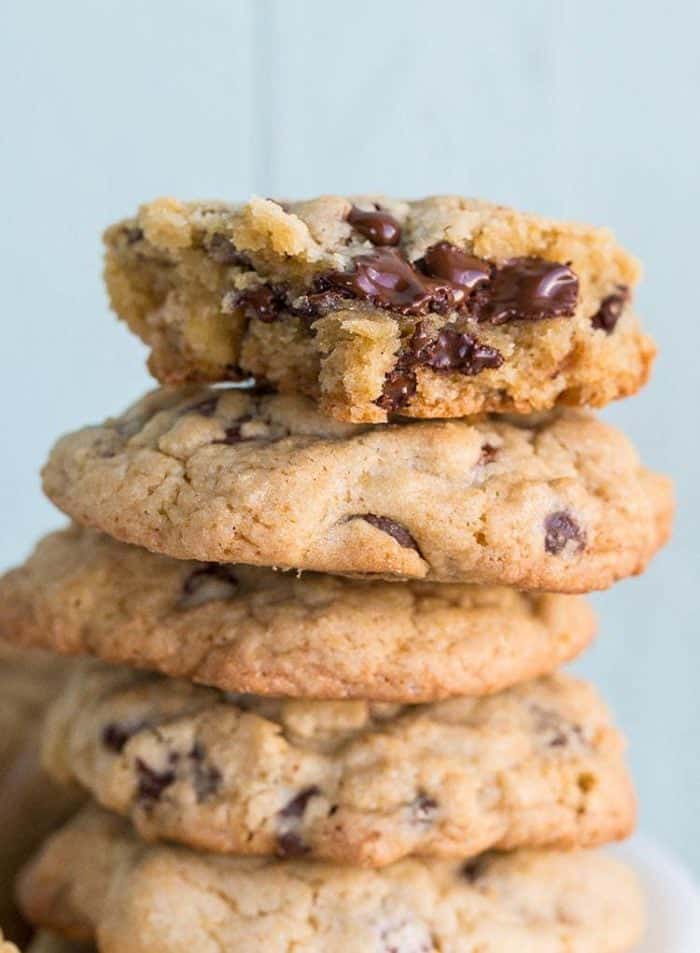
top-left (105, 194), bottom-right (654, 423)
top-left (42, 386), bottom-right (673, 588)
top-left (18, 806), bottom-right (644, 952)
top-left (42, 661), bottom-right (634, 866)
top-left (0, 526), bottom-right (595, 701)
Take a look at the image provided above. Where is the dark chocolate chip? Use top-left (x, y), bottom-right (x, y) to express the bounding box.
top-left (477, 257), bottom-right (579, 324)
top-left (347, 205), bottom-right (402, 246)
top-left (591, 286), bottom-right (629, 333)
top-left (317, 248), bottom-right (468, 316)
top-left (375, 366), bottom-right (418, 412)
top-left (212, 416), bottom-right (253, 445)
top-left (276, 786), bottom-right (320, 857)
top-left (276, 830), bottom-right (309, 857)
top-left (461, 855), bottom-right (492, 883)
top-left (411, 792), bottom-right (438, 824)
top-left (234, 285), bottom-right (285, 322)
top-left (414, 325), bottom-right (503, 375)
top-left (358, 514), bottom-right (420, 552)
top-left (101, 721), bottom-right (147, 754)
top-left (279, 786), bottom-right (320, 819)
top-left (480, 442), bottom-right (499, 464)
top-left (418, 242), bottom-right (491, 291)
top-left (207, 233), bottom-right (250, 267)
top-left (544, 511), bottom-right (586, 555)
top-left (123, 226), bottom-right (144, 245)
top-left (180, 564), bottom-right (239, 609)
top-left (213, 424), bottom-right (244, 444)
top-left (189, 742), bottom-right (222, 801)
top-left (136, 758), bottom-right (176, 803)
top-left (531, 704), bottom-right (585, 749)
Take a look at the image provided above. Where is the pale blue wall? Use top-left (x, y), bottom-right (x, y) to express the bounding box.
top-left (2, 0), bottom-right (698, 870)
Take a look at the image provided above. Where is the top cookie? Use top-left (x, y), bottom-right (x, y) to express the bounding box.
top-left (104, 194), bottom-right (654, 423)
top-left (41, 386), bottom-right (673, 589)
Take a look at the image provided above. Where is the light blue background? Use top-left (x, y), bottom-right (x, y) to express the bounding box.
top-left (1, 1), bottom-right (698, 870)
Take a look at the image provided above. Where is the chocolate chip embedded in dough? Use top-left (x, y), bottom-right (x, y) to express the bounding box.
top-left (591, 287), bottom-right (629, 333)
top-left (478, 258), bottom-right (579, 325)
top-left (544, 511), bottom-right (586, 556)
top-left (359, 515), bottom-right (420, 552)
top-left (347, 205), bottom-right (402, 246)
top-left (179, 565), bottom-right (239, 609)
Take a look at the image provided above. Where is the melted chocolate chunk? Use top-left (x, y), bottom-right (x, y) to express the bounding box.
top-left (591, 286), bottom-right (629, 333)
top-left (359, 515), bottom-right (420, 552)
top-left (189, 742), bottom-right (222, 801)
top-left (207, 233), bottom-right (250, 267)
top-left (235, 285), bottom-right (285, 322)
top-left (101, 721), bottom-right (148, 754)
top-left (375, 321), bottom-right (502, 412)
top-left (317, 248), bottom-right (467, 316)
top-left (376, 366), bottom-right (417, 411)
top-left (411, 792), bottom-right (438, 824)
top-left (478, 258), bottom-right (579, 324)
top-left (228, 245), bottom-right (579, 337)
top-left (415, 325), bottom-right (503, 375)
top-left (347, 205), bottom-right (402, 246)
top-left (544, 511), bottom-right (586, 555)
top-left (180, 564), bottom-right (239, 609)
top-left (419, 242), bottom-right (491, 290)
top-left (279, 786), bottom-right (321, 819)
top-left (136, 758), bottom-right (176, 803)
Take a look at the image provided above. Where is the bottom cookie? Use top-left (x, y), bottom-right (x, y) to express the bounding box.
top-left (18, 806), bottom-right (644, 953)
top-left (27, 936), bottom-right (90, 953)
top-left (0, 645), bottom-right (83, 946)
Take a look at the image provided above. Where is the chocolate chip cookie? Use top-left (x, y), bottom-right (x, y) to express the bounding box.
top-left (42, 661), bottom-right (634, 866)
top-left (18, 806), bottom-right (645, 952)
top-left (0, 526), bottom-right (596, 701)
top-left (0, 645), bottom-right (83, 944)
top-left (26, 936), bottom-right (88, 953)
top-left (42, 387), bottom-right (673, 588)
top-left (105, 194), bottom-right (655, 423)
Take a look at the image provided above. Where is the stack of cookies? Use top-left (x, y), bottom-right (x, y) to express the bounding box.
top-left (0, 194), bottom-right (673, 952)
